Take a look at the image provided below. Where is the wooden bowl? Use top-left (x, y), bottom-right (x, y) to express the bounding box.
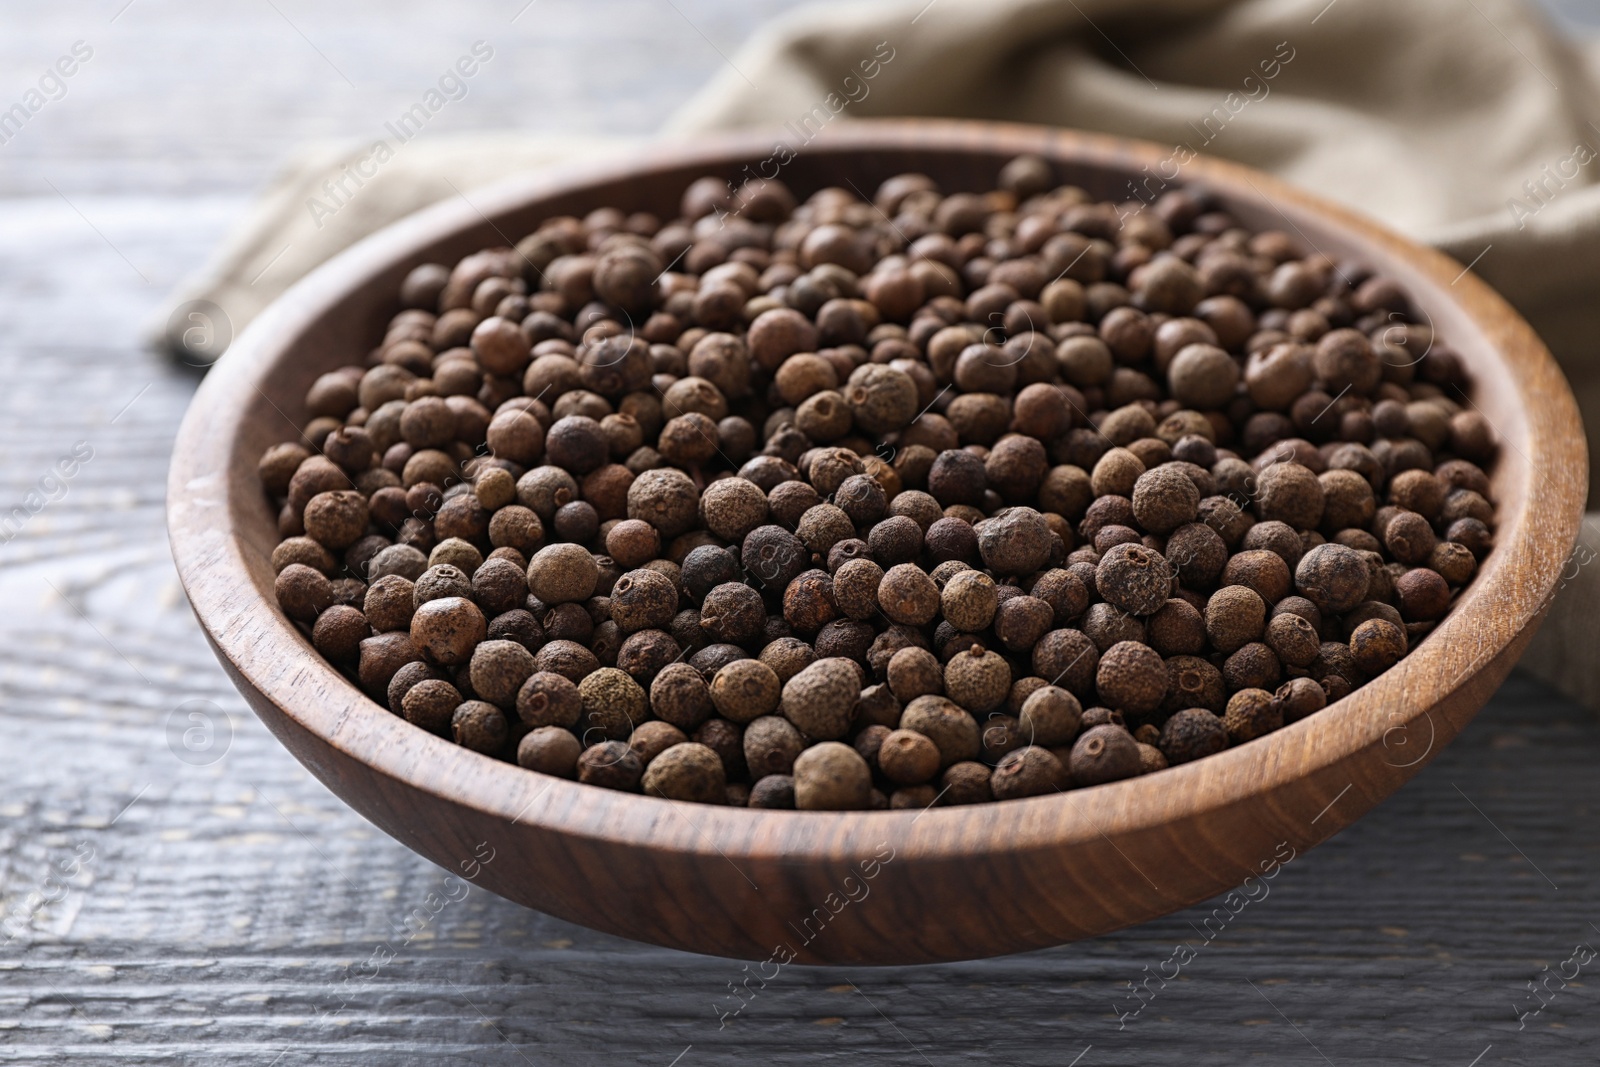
top-left (168, 120), bottom-right (1587, 965)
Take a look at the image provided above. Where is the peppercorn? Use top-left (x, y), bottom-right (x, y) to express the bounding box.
top-left (900, 695), bottom-right (981, 766)
top-left (1018, 685), bottom-right (1083, 747)
top-left (1160, 708), bottom-right (1229, 764)
top-left (995, 595), bottom-right (1054, 653)
top-left (1222, 688), bottom-right (1282, 743)
top-left (944, 645), bottom-right (1012, 714)
top-left (1350, 617), bottom-right (1408, 673)
top-left (1295, 542), bottom-right (1369, 614)
top-left (939, 761), bottom-right (993, 805)
top-left (1068, 724), bottom-right (1141, 786)
top-left (452, 700), bottom-right (509, 754)
top-left (1095, 641), bottom-right (1166, 716)
top-left (577, 741), bottom-right (643, 791)
top-left (468, 639), bottom-right (536, 709)
top-left (710, 658), bottom-right (781, 723)
top-left (518, 725), bottom-right (581, 777)
top-left (1096, 542), bottom-right (1172, 616)
top-left (792, 742), bottom-right (872, 810)
top-left (642, 742), bottom-right (726, 803)
top-left (1032, 628), bottom-right (1099, 698)
top-left (402, 678), bottom-right (462, 734)
top-left (748, 774), bottom-right (796, 809)
top-left (780, 657), bottom-right (860, 740)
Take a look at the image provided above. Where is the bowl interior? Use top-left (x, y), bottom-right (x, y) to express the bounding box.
top-left (170, 120), bottom-right (1586, 963)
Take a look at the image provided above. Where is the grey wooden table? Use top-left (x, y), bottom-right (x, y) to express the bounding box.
top-left (2, 1), bottom-right (1598, 1063)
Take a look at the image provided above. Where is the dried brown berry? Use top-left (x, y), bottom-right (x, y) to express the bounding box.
top-left (1159, 707), bottom-right (1228, 764)
top-left (793, 741), bottom-right (872, 810)
top-left (990, 746), bottom-right (1065, 799)
top-left (1096, 542), bottom-right (1172, 616)
top-left (780, 658), bottom-right (860, 740)
top-left (1069, 724), bottom-right (1141, 786)
top-left (643, 742), bottom-right (726, 804)
top-left (944, 645), bottom-right (1012, 714)
top-left (1222, 688), bottom-right (1282, 743)
top-left (710, 658), bottom-right (782, 724)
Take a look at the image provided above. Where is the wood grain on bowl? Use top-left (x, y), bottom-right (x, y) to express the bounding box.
top-left (167, 120), bottom-right (1586, 965)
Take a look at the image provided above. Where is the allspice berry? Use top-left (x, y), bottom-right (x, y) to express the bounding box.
top-left (468, 639), bottom-right (536, 708)
top-left (878, 563), bottom-right (941, 626)
top-left (642, 742), bottom-right (726, 804)
top-left (900, 695), bottom-right (981, 766)
top-left (748, 774), bottom-right (797, 809)
top-left (1018, 685), bottom-right (1083, 747)
top-left (402, 678), bottom-right (462, 733)
top-left (1349, 618), bottom-right (1408, 674)
top-left (1275, 676), bottom-right (1327, 722)
top-left (944, 645), bottom-right (1012, 714)
top-left (1222, 688), bottom-right (1282, 743)
top-left (990, 746), bottom-right (1065, 799)
top-left (940, 760), bottom-right (993, 805)
top-left (411, 597), bottom-right (487, 666)
top-left (877, 729), bottom-right (942, 785)
top-left (260, 155), bottom-right (1498, 806)
top-left (1096, 542), bottom-right (1172, 616)
top-left (977, 506), bottom-right (1053, 576)
top-left (1295, 543), bottom-right (1369, 614)
top-left (452, 701), bottom-right (509, 754)
top-left (518, 725), bottom-right (581, 777)
top-left (577, 740), bottom-right (644, 791)
top-left (1160, 708), bottom-right (1229, 764)
top-left (781, 658), bottom-right (860, 740)
top-left (528, 543), bottom-right (599, 604)
top-left (1068, 724), bottom-right (1141, 786)
top-left (887, 646), bottom-right (944, 703)
top-left (793, 741), bottom-right (872, 810)
top-left (710, 658), bottom-right (782, 723)
top-left (649, 662), bottom-right (715, 731)
top-left (577, 667), bottom-right (649, 738)
top-left (1131, 466), bottom-right (1200, 534)
top-left (1095, 641), bottom-right (1166, 715)
top-left (1204, 585), bottom-right (1266, 654)
top-left (276, 563), bottom-right (334, 623)
top-left (940, 570), bottom-right (998, 632)
top-left (744, 715), bottom-right (807, 778)
top-left (517, 670), bottom-right (583, 729)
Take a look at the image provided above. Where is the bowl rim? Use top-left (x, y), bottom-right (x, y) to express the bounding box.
top-left (168, 118), bottom-right (1586, 869)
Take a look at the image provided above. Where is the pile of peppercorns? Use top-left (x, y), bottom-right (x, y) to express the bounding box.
top-left (263, 154), bottom-right (1497, 811)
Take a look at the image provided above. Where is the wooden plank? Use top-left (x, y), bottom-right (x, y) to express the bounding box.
top-left (1, 0), bottom-right (1598, 1060)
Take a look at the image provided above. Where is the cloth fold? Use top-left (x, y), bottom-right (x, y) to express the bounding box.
top-left (163, 0), bottom-right (1600, 704)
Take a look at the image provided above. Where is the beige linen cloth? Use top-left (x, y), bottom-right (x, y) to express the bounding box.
top-left (166, 0), bottom-right (1600, 705)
